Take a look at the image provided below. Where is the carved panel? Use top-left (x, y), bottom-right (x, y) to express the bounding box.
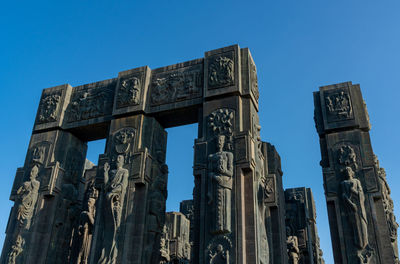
top-left (150, 64), bottom-right (203, 106)
top-left (7, 235), bottom-right (25, 264)
top-left (116, 76), bottom-right (142, 108)
top-left (66, 81), bottom-right (115, 123)
top-left (324, 88), bottom-right (354, 123)
top-left (250, 60), bottom-right (259, 101)
top-left (208, 52), bottom-right (235, 89)
top-left (36, 92), bottom-right (62, 124)
top-left (206, 235), bottom-right (232, 264)
top-left (262, 176), bottom-right (275, 203)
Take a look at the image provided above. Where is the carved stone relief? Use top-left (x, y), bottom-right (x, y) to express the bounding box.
top-left (16, 165), bottom-right (40, 229)
top-left (208, 108), bottom-right (234, 148)
top-left (250, 61), bottom-right (259, 101)
top-left (7, 235), bottom-right (24, 264)
top-left (159, 225), bottom-right (170, 264)
top-left (287, 235), bottom-right (300, 264)
top-left (340, 166), bottom-right (373, 263)
top-left (325, 90), bottom-right (353, 122)
top-left (375, 156), bottom-right (399, 263)
top-left (207, 135), bottom-right (234, 235)
top-left (151, 65), bottom-right (203, 106)
top-left (76, 183), bottom-right (99, 264)
top-left (97, 155), bottom-right (129, 264)
top-left (116, 76), bottom-right (141, 108)
top-left (207, 235), bottom-right (232, 264)
top-left (144, 164), bottom-right (168, 263)
top-left (208, 54), bottom-right (234, 89)
top-left (67, 84), bottom-right (114, 122)
top-left (37, 92), bottom-right (61, 124)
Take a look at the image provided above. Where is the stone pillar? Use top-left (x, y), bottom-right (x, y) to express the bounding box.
top-left (162, 212), bottom-right (191, 263)
top-left (193, 45), bottom-right (269, 264)
top-left (314, 81), bottom-right (399, 264)
top-left (285, 187), bottom-right (325, 264)
top-left (0, 83), bottom-right (89, 264)
top-left (264, 143), bottom-right (288, 264)
top-left (180, 199), bottom-right (194, 257)
top-left (89, 114), bottom-right (167, 264)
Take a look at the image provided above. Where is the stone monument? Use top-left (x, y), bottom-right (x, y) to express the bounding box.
top-left (314, 81), bottom-right (399, 263)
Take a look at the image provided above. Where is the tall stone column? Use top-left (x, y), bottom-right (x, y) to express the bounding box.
top-left (264, 143), bottom-right (288, 264)
top-left (89, 114), bottom-right (167, 264)
top-left (314, 81), bottom-right (399, 264)
top-left (0, 84), bottom-right (89, 264)
top-left (193, 45), bottom-right (271, 263)
top-left (285, 187), bottom-right (325, 264)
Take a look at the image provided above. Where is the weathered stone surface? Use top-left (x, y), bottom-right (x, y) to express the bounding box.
top-left (285, 187), bottom-right (324, 264)
top-left (314, 81), bottom-right (398, 264)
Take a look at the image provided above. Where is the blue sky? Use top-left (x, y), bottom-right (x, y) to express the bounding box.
top-left (1, 1), bottom-right (399, 263)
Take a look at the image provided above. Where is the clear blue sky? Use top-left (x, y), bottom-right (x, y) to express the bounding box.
top-left (1, 1), bottom-right (399, 263)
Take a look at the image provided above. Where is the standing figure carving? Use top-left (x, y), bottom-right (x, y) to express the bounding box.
top-left (77, 186), bottom-right (98, 264)
top-left (144, 164), bottom-right (168, 263)
top-left (16, 165), bottom-right (40, 229)
top-left (7, 235), bottom-right (24, 264)
top-left (341, 166), bottom-right (370, 263)
top-left (97, 155), bottom-right (129, 264)
top-left (287, 235), bottom-right (300, 264)
top-left (207, 135), bottom-right (234, 234)
top-left (258, 175), bottom-right (270, 263)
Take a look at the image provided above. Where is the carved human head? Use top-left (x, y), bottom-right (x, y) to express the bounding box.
top-left (88, 197), bottom-right (96, 208)
top-left (116, 155), bottom-right (124, 168)
top-left (30, 165), bottom-right (39, 179)
top-left (216, 135), bottom-right (226, 150)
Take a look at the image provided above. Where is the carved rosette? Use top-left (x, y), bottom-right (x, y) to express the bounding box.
top-left (208, 55), bottom-right (234, 89)
top-left (325, 90), bottom-right (353, 122)
top-left (208, 108), bottom-right (234, 148)
top-left (37, 92), bottom-right (61, 124)
top-left (116, 76), bottom-right (141, 108)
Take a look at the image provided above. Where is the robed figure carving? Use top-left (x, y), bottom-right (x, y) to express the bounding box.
top-left (98, 155), bottom-right (129, 264)
top-left (287, 235), bottom-right (300, 264)
top-left (17, 165), bottom-right (40, 229)
top-left (207, 135), bottom-right (234, 234)
top-left (341, 166), bottom-right (369, 261)
top-left (76, 186), bottom-right (98, 264)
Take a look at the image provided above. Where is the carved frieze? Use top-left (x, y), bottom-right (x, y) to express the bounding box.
top-left (324, 89), bottom-right (354, 123)
top-left (150, 64), bottom-right (203, 106)
top-left (67, 82), bottom-right (115, 123)
top-left (37, 92), bottom-right (61, 124)
top-left (116, 76), bottom-right (141, 108)
top-left (208, 53), bottom-right (235, 89)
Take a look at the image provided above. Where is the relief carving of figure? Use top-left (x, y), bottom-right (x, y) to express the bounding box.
top-left (97, 155), bottom-right (129, 264)
top-left (258, 175), bottom-right (270, 264)
top-left (287, 235), bottom-right (300, 264)
top-left (116, 77), bottom-right (141, 108)
top-left (7, 235), bottom-right (25, 264)
top-left (208, 56), bottom-right (234, 88)
top-left (38, 93), bottom-right (61, 123)
top-left (144, 164), bottom-right (168, 263)
top-left (76, 186), bottom-right (98, 264)
top-left (16, 165), bottom-right (40, 229)
top-left (325, 91), bottom-right (352, 119)
top-left (207, 135), bottom-right (233, 234)
top-left (159, 225), bottom-right (170, 264)
top-left (209, 244), bottom-right (229, 264)
top-left (341, 166), bottom-right (370, 262)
